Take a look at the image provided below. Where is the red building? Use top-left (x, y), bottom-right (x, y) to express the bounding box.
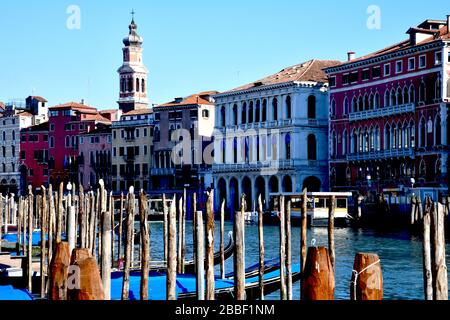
top-left (48, 102), bottom-right (111, 187)
top-left (19, 122), bottom-right (49, 191)
top-left (325, 17), bottom-right (450, 199)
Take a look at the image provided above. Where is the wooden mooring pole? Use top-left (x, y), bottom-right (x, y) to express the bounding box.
top-left (234, 194), bottom-right (246, 300)
top-left (286, 198), bottom-right (292, 300)
top-left (279, 195), bottom-right (286, 300)
top-left (101, 206), bottom-right (112, 300)
top-left (422, 202), bottom-right (433, 300)
top-left (301, 247), bottom-right (335, 300)
top-left (40, 187), bottom-right (48, 298)
top-left (205, 191), bottom-right (215, 300)
top-left (431, 202), bottom-right (448, 300)
top-left (328, 195), bottom-right (336, 271)
top-left (27, 185), bottom-right (33, 292)
top-left (162, 193), bottom-right (168, 264)
top-left (49, 242), bottom-right (70, 300)
top-left (350, 253), bottom-right (383, 300)
top-left (220, 199), bottom-right (225, 279)
top-left (300, 188), bottom-right (308, 298)
top-left (121, 187), bottom-right (134, 300)
top-left (167, 195), bottom-right (177, 300)
top-left (257, 195), bottom-right (265, 300)
top-left (139, 191), bottom-right (150, 300)
top-left (196, 210), bottom-right (205, 300)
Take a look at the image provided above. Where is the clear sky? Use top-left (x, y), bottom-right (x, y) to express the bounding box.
top-left (0, 0), bottom-right (448, 109)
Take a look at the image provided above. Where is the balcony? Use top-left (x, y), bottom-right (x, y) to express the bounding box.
top-left (349, 103), bottom-right (415, 122)
top-left (151, 168), bottom-right (176, 176)
top-left (347, 148), bottom-right (415, 161)
top-left (123, 154), bottom-right (135, 162)
top-left (212, 159), bottom-right (328, 173)
top-left (112, 118), bottom-right (153, 128)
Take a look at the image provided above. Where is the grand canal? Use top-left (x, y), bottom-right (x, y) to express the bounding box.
top-left (145, 221), bottom-right (450, 300)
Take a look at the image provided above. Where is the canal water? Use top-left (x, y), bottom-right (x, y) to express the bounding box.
top-left (144, 221), bottom-right (450, 300)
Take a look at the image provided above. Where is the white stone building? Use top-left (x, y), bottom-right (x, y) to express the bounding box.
top-left (212, 59), bottom-right (340, 214)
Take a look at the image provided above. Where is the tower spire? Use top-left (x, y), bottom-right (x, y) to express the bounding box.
top-left (131, 9), bottom-right (135, 23)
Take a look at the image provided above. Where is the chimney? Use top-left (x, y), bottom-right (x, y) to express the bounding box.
top-left (81, 99), bottom-right (85, 105)
top-left (447, 15), bottom-right (450, 29)
top-left (347, 51), bottom-right (356, 62)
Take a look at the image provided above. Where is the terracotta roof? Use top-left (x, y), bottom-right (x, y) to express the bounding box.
top-left (334, 25), bottom-right (449, 67)
top-left (18, 111), bottom-right (33, 117)
top-left (123, 108), bottom-right (153, 116)
top-left (99, 109), bottom-right (119, 114)
top-left (29, 96), bottom-right (48, 103)
top-left (83, 113), bottom-right (112, 123)
top-left (0, 102), bottom-right (4, 110)
top-left (158, 93), bottom-right (214, 107)
top-left (49, 102), bottom-right (98, 114)
top-left (223, 59), bottom-right (342, 93)
top-left (83, 125), bottom-right (112, 136)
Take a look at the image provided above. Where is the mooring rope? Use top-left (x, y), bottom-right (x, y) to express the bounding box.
top-left (351, 259), bottom-right (380, 300)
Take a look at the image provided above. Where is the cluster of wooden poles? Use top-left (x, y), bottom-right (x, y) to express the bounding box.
top-left (1, 183), bottom-right (448, 300)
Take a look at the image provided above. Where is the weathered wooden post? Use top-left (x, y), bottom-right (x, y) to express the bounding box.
top-left (0, 196), bottom-right (3, 251)
top-left (40, 187), bottom-right (48, 298)
top-left (27, 185), bottom-right (33, 292)
top-left (220, 199), bottom-right (225, 279)
top-left (17, 197), bottom-right (22, 255)
top-left (257, 195), bottom-right (265, 300)
top-left (48, 185), bottom-right (55, 262)
top-left (68, 204), bottom-right (76, 254)
top-left (300, 188), bottom-right (307, 275)
top-left (279, 195), bottom-right (286, 300)
top-left (139, 191), bottom-right (150, 300)
top-left (167, 195), bottom-right (177, 300)
top-left (121, 186), bottom-right (134, 300)
top-left (109, 191), bottom-right (114, 267)
top-left (56, 182), bottom-right (64, 243)
top-left (350, 253), bottom-right (383, 300)
top-left (79, 185), bottom-right (85, 248)
top-left (234, 194), bottom-right (246, 300)
top-left (192, 193), bottom-right (197, 273)
top-left (196, 210), bottom-right (205, 300)
top-left (49, 242), bottom-right (70, 300)
top-left (205, 191), bottom-right (215, 300)
top-left (422, 202), bottom-right (433, 300)
top-left (411, 196), bottom-right (417, 225)
top-left (177, 196), bottom-right (182, 274)
top-left (431, 202), bottom-right (448, 300)
top-left (101, 206), bottom-right (112, 300)
top-left (286, 198), bottom-right (292, 300)
top-left (328, 195), bottom-right (336, 271)
top-left (89, 191), bottom-right (96, 255)
top-left (118, 192), bottom-right (124, 265)
top-left (181, 188), bottom-right (186, 274)
top-left (302, 247), bottom-right (335, 300)
top-left (162, 193), bottom-right (168, 264)
top-left (417, 196), bottom-right (423, 220)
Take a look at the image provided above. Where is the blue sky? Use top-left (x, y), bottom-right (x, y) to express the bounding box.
top-left (0, 0), bottom-right (448, 109)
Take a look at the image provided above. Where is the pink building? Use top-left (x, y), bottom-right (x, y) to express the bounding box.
top-left (48, 102), bottom-right (111, 187)
top-left (78, 124), bottom-right (112, 190)
top-left (325, 17), bottom-right (450, 200)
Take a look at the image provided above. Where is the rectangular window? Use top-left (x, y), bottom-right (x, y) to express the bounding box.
top-left (329, 76), bottom-right (336, 87)
top-left (447, 51), bottom-right (450, 63)
top-left (113, 147), bottom-right (116, 157)
top-left (43, 135), bottom-right (48, 142)
top-left (361, 69), bottom-right (370, 81)
top-left (342, 73), bottom-right (349, 85)
top-left (419, 55), bottom-right (426, 68)
top-left (119, 147), bottom-right (124, 156)
top-left (395, 61), bottom-right (403, 73)
top-left (143, 128), bottom-right (147, 137)
top-left (135, 164), bottom-right (140, 175)
top-left (21, 135), bottom-right (27, 142)
top-left (112, 165), bottom-right (117, 175)
top-left (20, 150), bottom-right (26, 160)
top-left (113, 131), bottom-right (116, 139)
top-left (154, 113), bottom-right (160, 121)
top-left (49, 136), bottom-right (54, 148)
top-left (372, 66), bottom-right (381, 78)
top-left (43, 169), bottom-right (48, 176)
top-left (408, 57), bottom-right (415, 71)
top-left (435, 51), bottom-right (442, 65)
top-left (121, 130), bottom-right (124, 139)
top-left (50, 123), bottom-right (55, 131)
top-left (49, 111), bottom-right (59, 117)
top-left (143, 164), bottom-right (149, 175)
top-left (79, 137), bottom-right (84, 144)
top-left (136, 129), bottom-right (140, 138)
top-left (384, 63), bottom-right (391, 76)
top-left (144, 145), bottom-right (148, 155)
top-left (134, 146), bottom-right (140, 156)
top-left (120, 165), bottom-right (125, 175)
top-left (349, 72), bottom-right (359, 83)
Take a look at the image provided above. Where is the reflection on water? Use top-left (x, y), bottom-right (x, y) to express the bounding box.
top-left (139, 221), bottom-right (450, 300)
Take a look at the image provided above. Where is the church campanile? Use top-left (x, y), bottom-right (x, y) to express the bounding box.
top-left (117, 13), bottom-right (149, 113)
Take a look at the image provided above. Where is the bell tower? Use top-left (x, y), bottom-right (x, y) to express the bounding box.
top-left (117, 11), bottom-right (149, 113)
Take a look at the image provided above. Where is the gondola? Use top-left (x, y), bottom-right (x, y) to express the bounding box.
top-left (110, 263), bottom-right (301, 300)
top-left (145, 231), bottom-right (234, 273)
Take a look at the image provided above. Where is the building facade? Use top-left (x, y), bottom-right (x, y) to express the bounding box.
top-left (111, 109), bottom-right (153, 193)
top-left (325, 17), bottom-right (450, 198)
top-left (213, 59), bottom-right (340, 214)
top-left (79, 124), bottom-right (112, 191)
top-left (19, 122), bottom-right (49, 192)
top-left (151, 92), bottom-right (216, 205)
top-left (48, 102), bottom-right (111, 187)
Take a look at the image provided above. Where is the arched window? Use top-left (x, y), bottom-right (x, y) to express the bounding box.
top-left (352, 96), bottom-right (358, 112)
top-left (384, 124), bottom-right (391, 150)
top-left (410, 120), bottom-right (416, 148)
top-left (285, 96), bottom-right (292, 119)
top-left (435, 77), bottom-right (441, 100)
top-left (403, 86), bottom-right (409, 104)
top-left (419, 159), bottom-right (426, 177)
top-left (384, 90), bottom-right (390, 107)
top-left (220, 106), bottom-right (226, 127)
top-left (308, 96), bottom-right (316, 119)
top-left (435, 159), bottom-right (442, 176)
top-left (2, 131), bottom-right (5, 141)
top-left (1, 146), bottom-right (5, 157)
top-left (128, 78), bottom-right (133, 92)
top-left (233, 138), bottom-right (238, 164)
top-left (358, 95), bottom-right (363, 111)
top-left (221, 139), bottom-right (226, 163)
top-left (255, 100), bottom-right (261, 122)
top-left (397, 87), bottom-right (403, 105)
top-left (373, 92), bottom-right (380, 109)
top-left (351, 129), bottom-right (356, 153)
top-left (141, 79), bottom-right (145, 92)
top-left (307, 134), bottom-right (317, 160)
top-left (409, 84), bottom-right (415, 103)
top-left (368, 93), bottom-right (374, 110)
top-left (11, 130), bottom-right (15, 141)
top-left (232, 104), bottom-right (238, 125)
top-left (11, 145), bottom-right (15, 157)
top-left (271, 134), bottom-right (278, 160)
top-left (331, 131), bottom-right (337, 157)
top-left (435, 114), bottom-right (442, 146)
top-left (285, 134), bottom-right (291, 159)
top-left (419, 81), bottom-right (426, 102)
top-left (343, 97), bottom-right (349, 114)
top-left (419, 117), bottom-right (426, 147)
top-left (248, 101), bottom-right (254, 123)
top-left (262, 99), bottom-right (267, 122)
top-left (241, 102), bottom-right (247, 124)
top-left (272, 98), bottom-right (278, 121)
top-left (136, 78), bottom-right (140, 92)
top-left (330, 99), bottom-right (336, 117)
top-left (65, 136), bottom-right (70, 147)
top-left (342, 129), bottom-right (348, 155)
top-left (390, 88), bottom-right (396, 106)
top-left (375, 126), bottom-right (381, 151)
top-left (154, 127), bottom-right (160, 141)
top-left (364, 94), bottom-right (370, 110)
